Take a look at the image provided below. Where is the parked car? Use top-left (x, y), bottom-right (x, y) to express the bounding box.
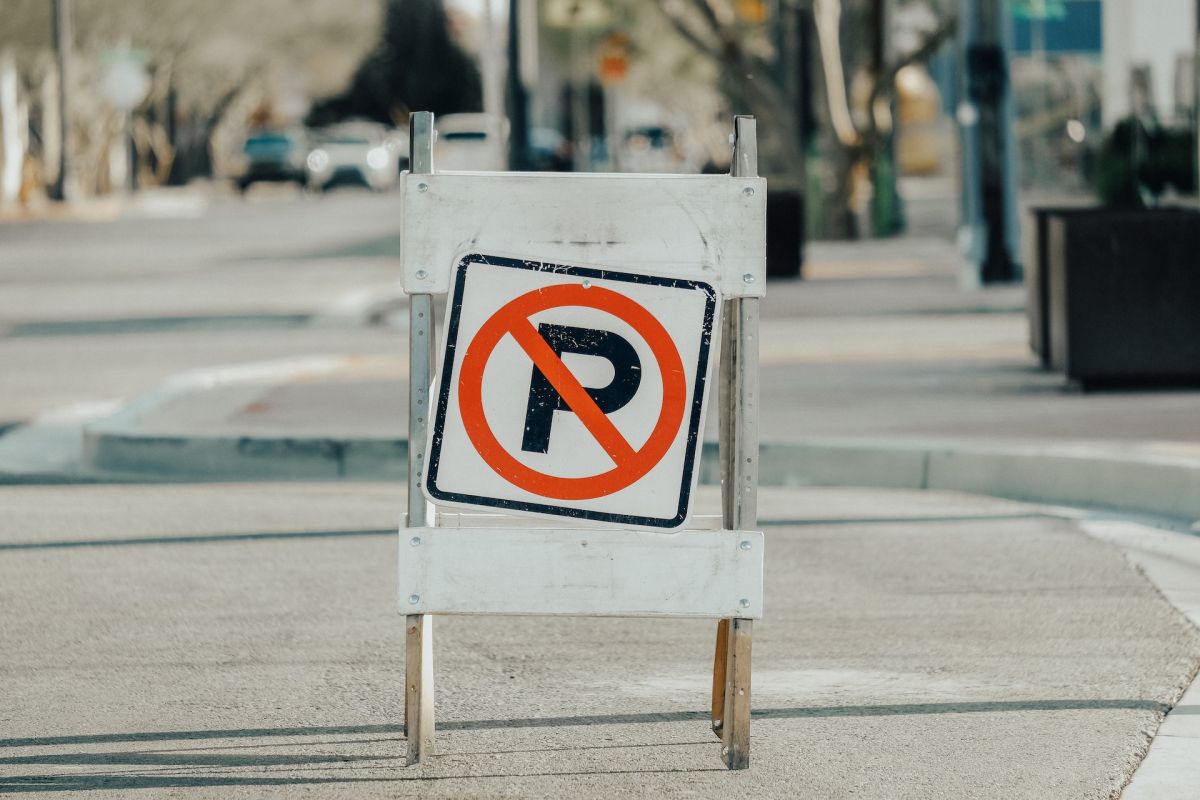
top-left (237, 129), bottom-right (308, 191)
top-left (305, 122), bottom-right (398, 192)
top-left (433, 113), bottom-right (507, 171)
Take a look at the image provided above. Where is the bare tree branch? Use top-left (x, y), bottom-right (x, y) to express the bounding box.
top-left (861, 13), bottom-right (958, 152)
top-left (887, 14), bottom-right (958, 82)
top-left (657, 3), bottom-right (724, 62)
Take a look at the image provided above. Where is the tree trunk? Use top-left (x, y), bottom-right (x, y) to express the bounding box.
top-left (1, 52), bottom-right (27, 208)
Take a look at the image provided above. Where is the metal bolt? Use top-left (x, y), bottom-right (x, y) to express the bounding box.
top-left (739, 598), bottom-right (751, 609)
top-left (417, 182), bottom-right (429, 193)
top-left (410, 536), bottom-right (421, 546)
top-left (738, 688), bottom-right (745, 696)
top-left (742, 273), bottom-right (756, 284)
top-left (415, 471), bottom-right (422, 478)
top-left (742, 186), bottom-right (755, 197)
top-left (408, 594), bottom-right (420, 604)
top-left (581, 279), bottom-right (592, 289)
top-left (415, 269), bottom-right (428, 279)
top-left (739, 540), bottom-right (752, 551)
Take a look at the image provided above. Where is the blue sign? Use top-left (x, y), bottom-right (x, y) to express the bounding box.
top-left (1012, 0), bottom-right (1102, 55)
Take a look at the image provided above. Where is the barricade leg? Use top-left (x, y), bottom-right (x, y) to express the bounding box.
top-left (403, 172), bottom-right (437, 766)
top-left (710, 115), bottom-right (760, 769)
top-left (404, 291), bottom-right (436, 764)
top-left (711, 617), bottom-right (730, 738)
top-left (721, 618), bottom-right (753, 769)
top-left (405, 614), bottom-right (435, 763)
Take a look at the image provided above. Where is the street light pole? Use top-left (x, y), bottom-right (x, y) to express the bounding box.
top-left (50, 0), bottom-right (73, 202)
top-left (959, 0), bottom-right (1019, 284)
top-left (507, 0), bottom-right (531, 171)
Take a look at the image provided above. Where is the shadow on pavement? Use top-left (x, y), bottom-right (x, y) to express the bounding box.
top-left (0, 700), bottom-right (1166, 792)
top-left (0, 698), bottom-right (1165, 750)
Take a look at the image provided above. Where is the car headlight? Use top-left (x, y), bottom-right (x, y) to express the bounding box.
top-left (306, 149), bottom-right (330, 172)
top-left (366, 146), bottom-right (389, 171)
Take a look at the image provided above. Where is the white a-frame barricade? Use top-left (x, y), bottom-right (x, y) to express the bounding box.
top-left (398, 111), bottom-right (765, 769)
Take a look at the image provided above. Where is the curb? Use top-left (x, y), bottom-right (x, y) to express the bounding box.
top-left (67, 358), bottom-right (1200, 521)
top-left (745, 438), bottom-right (1200, 524)
top-left (80, 356), bottom-right (403, 481)
top-left (82, 410), bottom-right (1200, 524)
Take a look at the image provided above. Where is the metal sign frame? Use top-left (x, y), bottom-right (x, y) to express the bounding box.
top-left (400, 111), bottom-right (763, 770)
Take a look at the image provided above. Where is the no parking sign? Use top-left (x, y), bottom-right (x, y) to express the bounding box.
top-left (399, 112), bottom-right (765, 771)
top-left (424, 253), bottom-right (718, 528)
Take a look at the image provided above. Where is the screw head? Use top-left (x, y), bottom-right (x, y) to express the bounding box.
top-left (739, 598), bottom-right (751, 609)
top-left (742, 186), bottom-right (755, 197)
top-left (581, 279), bottom-right (592, 289)
top-left (742, 273), bottom-right (756, 284)
top-left (408, 594), bottom-right (420, 604)
top-left (415, 269), bottom-right (428, 279)
top-left (739, 540), bottom-right (752, 551)
top-left (409, 536), bottom-right (421, 547)
top-left (417, 182), bottom-right (429, 193)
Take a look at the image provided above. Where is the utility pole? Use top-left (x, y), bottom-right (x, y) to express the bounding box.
top-left (507, 0), bottom-right (532, 170)
top-left (869, 0), bottom-right (902, 236)
top-left (959, 0), bottom-right (1019, 284)
top-left (1194, 0), bottom-right (1199, 201)
top-left (481, 0), bottom-right (504, 123)
top-left (50, 0), bottom-right (73, 202)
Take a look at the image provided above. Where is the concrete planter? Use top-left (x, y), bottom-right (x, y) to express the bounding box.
top-left (767, 188), bottom-right (805, 279)
top-left (1044, 207), bottom-right (1200, 387)
top-left (1026, 205), bottom-right (1095, 368)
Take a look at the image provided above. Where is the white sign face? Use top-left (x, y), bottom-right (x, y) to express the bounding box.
top-left (424, 253), bottom-right (719, 529)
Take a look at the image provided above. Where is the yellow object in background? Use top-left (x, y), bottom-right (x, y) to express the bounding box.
top-left (895, 64), bottom-right (945, 175)
top-left (735, 0), bottom-right (768, 24)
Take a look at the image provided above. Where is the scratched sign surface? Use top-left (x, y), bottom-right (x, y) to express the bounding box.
top-left (424, 253), bottom-right (719, 529)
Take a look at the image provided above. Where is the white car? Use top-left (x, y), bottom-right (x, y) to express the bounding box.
top-left (305, 122), bottom-right (398, 192)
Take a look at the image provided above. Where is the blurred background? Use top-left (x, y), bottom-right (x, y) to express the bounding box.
top-left (1, 0), bottom-right (1195, 267)
top-left (0, 0), bottom-right (1198, 486)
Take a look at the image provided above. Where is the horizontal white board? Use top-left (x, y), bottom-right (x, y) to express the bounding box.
top-left (398, 527), bottom-right (764, 618)
top-left (398, 171), bottom-right (767, 298)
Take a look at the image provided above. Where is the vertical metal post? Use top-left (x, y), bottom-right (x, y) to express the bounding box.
top-left (570, 21), bottom-right (591, 172)
top-left (50, 0), bottom-right (73, 202)
top-left (711, 115), bottom-right (759, 770)
top-left (405, 110), bottom-right (436, 765)
top-left (959, 0), bottom-right (1019, 284)
top-left (504, 0), bottom-right (528, 169)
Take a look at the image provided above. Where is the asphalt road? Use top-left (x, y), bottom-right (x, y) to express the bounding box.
top-left (1, 484), bottom-right (1198, 798)
top-left (4, 189), bottom-right (1199, 445)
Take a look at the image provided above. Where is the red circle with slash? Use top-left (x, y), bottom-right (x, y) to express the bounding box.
top-left (457, 283), bottom-right (687, 501)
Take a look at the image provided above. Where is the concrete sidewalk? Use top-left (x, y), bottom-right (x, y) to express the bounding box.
top-left (1, 483), bottom-right (1197, 798)
top-left (10, 243), bottom-right (1195, 522)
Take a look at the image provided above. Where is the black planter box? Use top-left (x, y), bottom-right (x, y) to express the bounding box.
top-left (1026, 205), bottom-right (1095, 368)
top-left (1045, 207), bottom-right (1200, 387)
top-left (767, 188), bottom-right (805, 279)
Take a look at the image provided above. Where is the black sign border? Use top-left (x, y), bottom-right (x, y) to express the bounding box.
top-left (425, 253), bottom-right (717, 529)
